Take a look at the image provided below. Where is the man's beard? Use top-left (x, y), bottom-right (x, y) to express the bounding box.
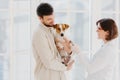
top-left (44, 24), bottom-right (53, 27)
top-left (43, 22), bottom-right (53, 27)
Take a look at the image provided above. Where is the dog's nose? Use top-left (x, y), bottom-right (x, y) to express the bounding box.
top-left (61, 33), bottom-right (64, 37)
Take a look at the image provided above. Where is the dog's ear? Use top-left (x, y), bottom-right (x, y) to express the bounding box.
top-left (65, 24), bottom-right (69, 29)
top-left (53, 24), bottom-right (57, 28)
top-left (53, 24), bottom-right (58, 28)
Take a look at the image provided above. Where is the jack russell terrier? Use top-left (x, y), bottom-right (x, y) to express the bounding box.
top-left (52, 24), bottom-right (74, 66)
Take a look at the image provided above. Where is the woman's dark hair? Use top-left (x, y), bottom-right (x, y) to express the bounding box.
top-left (36, 3), bottom-right (53, 17)
top-left (96, 18), bottom-right (118, 41)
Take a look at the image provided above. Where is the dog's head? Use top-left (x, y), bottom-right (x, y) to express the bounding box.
top-left (53, 24), bottom-right (69, 37)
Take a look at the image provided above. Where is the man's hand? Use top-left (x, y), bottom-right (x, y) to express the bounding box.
top-left (61, 37), bottom-right (72, 53)
top-left (64, 56), bottom-right (71, 65)
top-left (55, 37), bottom-right (72, 53)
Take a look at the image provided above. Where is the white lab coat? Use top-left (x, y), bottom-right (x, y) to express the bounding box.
top-left (32, 23), bottom-right (67, 80)
top-left (78, 40), bottom-right (118, 80)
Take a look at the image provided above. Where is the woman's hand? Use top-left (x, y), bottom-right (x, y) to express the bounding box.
top-left (71, 44), bottom-right (81, 54)
top-left (66, 60), bottom-right (74, 71)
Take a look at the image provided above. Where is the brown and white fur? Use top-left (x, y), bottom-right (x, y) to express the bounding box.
top-left (53, 24), bottom-right (73, 66)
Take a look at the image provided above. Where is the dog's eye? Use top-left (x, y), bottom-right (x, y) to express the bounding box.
top-left (57, 28), bottom-right (61, 31)
top-left (63, 28), bottom-right (65, 30)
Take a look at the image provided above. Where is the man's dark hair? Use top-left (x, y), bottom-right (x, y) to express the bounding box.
top-left (36, 3), bottom-right (53, 17)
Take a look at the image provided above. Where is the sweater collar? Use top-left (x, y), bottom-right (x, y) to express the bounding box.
top-left (39, 23), bottom-right (53, 32)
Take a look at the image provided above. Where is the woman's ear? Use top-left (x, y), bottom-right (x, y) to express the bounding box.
top-left (105, 31), bottom-right (110, 39)
top-left (106, 31), bottom-right (109, 35)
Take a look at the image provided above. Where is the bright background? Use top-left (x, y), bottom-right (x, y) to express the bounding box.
top-left (0, 0), bottom-right (120, 80)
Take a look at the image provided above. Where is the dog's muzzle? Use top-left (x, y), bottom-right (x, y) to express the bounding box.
top-left (61, 33), bottom-right (64, 37)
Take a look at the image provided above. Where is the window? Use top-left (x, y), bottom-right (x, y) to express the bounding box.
top-left (0, 0), bottom-right (30, 80)
top-left (0, 1), bottom-right (9, 79)
top-left (0, 0), bottom-right (120, 80)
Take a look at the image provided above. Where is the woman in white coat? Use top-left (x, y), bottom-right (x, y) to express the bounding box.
top-left (57, 18), bottom-right (119, 80)
top-left (78, 18), bottom-right (119, 80)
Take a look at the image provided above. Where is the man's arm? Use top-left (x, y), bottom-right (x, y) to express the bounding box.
top-left (33, 31), bottom-right (73, 71)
